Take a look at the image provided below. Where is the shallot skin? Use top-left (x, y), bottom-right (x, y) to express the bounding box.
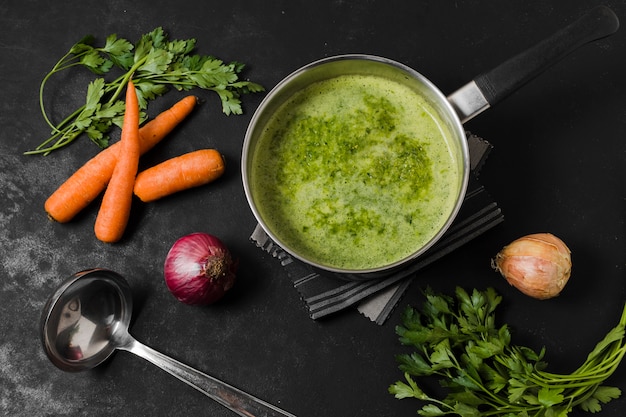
top-left (491, 233), bottom-right (572, 300)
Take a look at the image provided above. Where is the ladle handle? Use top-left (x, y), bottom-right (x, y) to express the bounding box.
top-left (124, 338), bottom-right (297, 417)
top-left (448, 6), bottom-right (619, 123)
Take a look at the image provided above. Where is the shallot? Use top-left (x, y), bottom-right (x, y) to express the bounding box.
top-left (164, 232), bottom-right (237, 305)
top-left (491, 233), bottom-right (572, 300)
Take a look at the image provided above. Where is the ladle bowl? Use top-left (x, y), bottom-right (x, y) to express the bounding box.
top-left (40, 268), bottom-right (296, 417)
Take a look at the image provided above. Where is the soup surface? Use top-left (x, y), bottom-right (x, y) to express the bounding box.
top-left (251, 73), bottom-right (461, 270)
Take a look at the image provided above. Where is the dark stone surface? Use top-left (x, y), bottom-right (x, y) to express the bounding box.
top-left (2, 1), bottom-right (626, 416)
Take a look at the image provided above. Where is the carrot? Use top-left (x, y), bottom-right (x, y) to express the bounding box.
top-left (93, 80), bottom-right (140, 243)
top-left (44, 95), bottom-right (198, 223)
top-left (133, 149), bottom-right (225, 202)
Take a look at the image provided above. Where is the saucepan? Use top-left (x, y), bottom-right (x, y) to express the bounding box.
top-left (242, 6), bottom-right (619, 280)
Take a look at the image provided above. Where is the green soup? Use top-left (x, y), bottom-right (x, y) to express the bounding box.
top-left (250, 74), bottom-right (461, 270)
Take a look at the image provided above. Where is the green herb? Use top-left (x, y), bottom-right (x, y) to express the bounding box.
top-left (389, 287), bottom-right (626, 416)
top-left (27, 27), bottom-right (264, 155)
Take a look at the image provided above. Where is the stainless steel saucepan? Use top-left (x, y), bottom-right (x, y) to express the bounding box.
top-left (242, 6), bottom-right (619, 280)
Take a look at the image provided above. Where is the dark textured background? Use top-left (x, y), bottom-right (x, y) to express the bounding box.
top-left (2, 1), bottom-right (626, 416)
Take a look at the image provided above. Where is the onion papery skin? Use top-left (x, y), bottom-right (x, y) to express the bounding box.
top-left (492, 233), bottom-right (572, 300)
top-left (164, 233), bottom-right (237, 305)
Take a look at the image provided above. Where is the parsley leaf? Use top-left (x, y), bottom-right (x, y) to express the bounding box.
top-left (594, 385), bottom-right (622, 403)
top-left (79, 50), bottom-right (111, 74)
top-left (391, 287), bottom-right (626, 416)
top-left (537, 387), bottom-right (565, 407)
top-left (102, 34), bottom-right (133, 69)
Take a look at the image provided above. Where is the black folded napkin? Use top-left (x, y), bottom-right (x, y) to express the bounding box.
top-left (250, 134), bottom-right (503, 324)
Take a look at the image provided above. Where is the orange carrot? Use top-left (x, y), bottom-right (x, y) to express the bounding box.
top-left (44, 95), bottom-right (197, 223)
top-left (133, 149), bottom-right (225, 202)
top-left (93, 80), bottom-right (140, 243)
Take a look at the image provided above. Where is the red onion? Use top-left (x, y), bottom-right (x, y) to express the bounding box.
top-left (164, 232), bottom-right (237, 305)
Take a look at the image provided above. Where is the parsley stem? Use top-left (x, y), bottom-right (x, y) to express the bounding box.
top-left (38, 54), bottom-right (85, 133)
top-left (107, 56), bottom-right (149, 107)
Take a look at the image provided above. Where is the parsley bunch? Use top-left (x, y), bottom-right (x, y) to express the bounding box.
top-left (28, 27), bottom-right (264, 155)
top-left (389, 287), bottom-right (626, 416)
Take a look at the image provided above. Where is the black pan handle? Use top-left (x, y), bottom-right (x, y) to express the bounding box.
top-left (476, 5), bottom-right (619, 105)
top-left (448, 6), bottom-right (619, 123)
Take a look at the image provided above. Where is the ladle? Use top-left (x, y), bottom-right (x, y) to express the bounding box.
top-left (40, 268), bottom-right (297, 417)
